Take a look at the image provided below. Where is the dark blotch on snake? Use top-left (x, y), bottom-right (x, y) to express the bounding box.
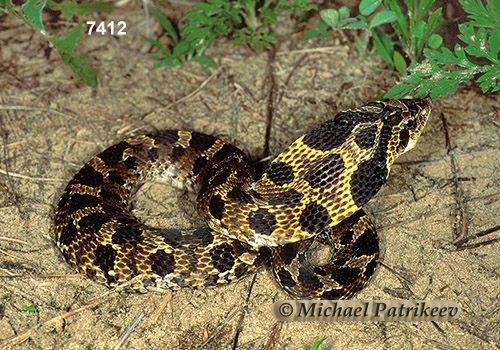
top-left (107, 171), bottom-right (126, 185)
top-left (148, 130), bottom-right (179, 145)
top-left (170, 145), bottom-right (185, 163)
top-left (350, 126), bottom-right (391, 207)
top-left (99, 189), bottom-right (123, 204)
top-left (192, 156), bottom-right (208, 177)
top-left (58, 220), bottom-right (78, 247)
top-left (364, 259), bottom-right (378, 279)
top-left (301, 109), bottom-right (380, 151)
top-left (98, 141), bottom-right (130, 167)
top-left (396, 128), bottom-right (410, 153)
top-left (94, 244), bottom-right (117, 274)
top-left (299, 201), bottom-right (332, 234)
top-left (278, 241), bottom-right (301, 265)
top-left (210, 168), bottom-right (232, 188)
top-left (227, 188), bottom-right (253, 204)
top-left (351, 228), bottom-right (378, 257)
top-left (208, 194), bottom-right (225, 220)
top-left (297, 266), bottom-right (321, 287)
top-left (304, 153), bottom-right (345, 189)
top-left (66, 193), bottom-right (101, 212)
top-left (247, 208), bottom-right (277, 236)
top-left (211, 144), bottom-right (239, 166)
top-left (111, 225), bottom-right (144, 246)
top-left (78, 212), bottom-right (106, 235)
top-left (210, 243), bottom-right (235, 273)
top-left (276, 269), bottom-right (296, 288)
top-left (400, 99), bottom-right (419, 115)
top-left (147, 147), bottom-right (159, 162)
top-left (264, 161), bottom-right (295, 186)
top-left (150, 250), bottom-right (176, 277)
top-left (71, 165), bottom-right (103, 188)
top-left (354, 124), bottom-right (378, 150)
top-left (350, 155), bottom-right (387, 207)
top-left (331, 266), bottom-right (362, 286)
top-left (123, 155), bottom-right (137, 169)
top-left (189, 133), bottom-right (217, 152)
top-left (339, 229), bottom-right (355, 245)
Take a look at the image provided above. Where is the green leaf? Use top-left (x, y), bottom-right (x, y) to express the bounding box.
top-left (315, 18), bottom-right (329, 33)
top-left (153, 58), bottom-right (180, 69)
top-left (457, 22), bottom-right (476, 47)
top-left (320, 9), bottom-right (339, 28)
top-left (23, 305), bottom-right (39, 313)
top-left (488, 30), bottom-right (500, 62)
top-left (191, 55), bottom-right (217, 68)
top-left (191, 55), bottom-right (217, 72)
top-left (304, 29), bottom-right (320, 40)
top-left (207, 0), bottom-right (226, 5)
top-left (416, 8), bottom-right (443, 59)
top-left (180, 21), bottom-right (201, 36)
top-left (424, 45), bottom-right (472, 67)
top-left (359, 0), bottom-right (382, 16)
top-left (67, 53), bottom-right (97, 86)
top-left (52, 21), bottom-right (83, 61)
top-left (22, 0), bottom-right (47, 33)
top-left (149, 52), bottom-right (165, 59)
top-left (432, 79), bottom-right (460, 98)
top-left (415, 0), bottom-right (435, 24)
top-left (476, 64), bottom-right (500, 90)
top-left (172, 40), bottom-right (190, 58)
top-left (428, 34), bottom-right (443, 49)
top-left (384, 83), bottom-right (416, 99)
top-left (414, 21), bottom-right (426, 39)
top-left (150, 6), bottom-right (178, 44)
top-left (387, 1), bottom-right (408, 44)
top-left (183, 12), bottom-right (217, 26)
top-left (319, 32), bottom-right (330, 40)
top-left (460, 0), bottom-right (500, 31)
top-left (369, 10), bottom-right (397, 28)
top-left (393, 51), bottom-right (407, 75)
top-left (309, 337), bottom-right (327, 350)
top-left (142, 35), bottom-right (172, 56)
top-left (186, 27), bottom-right (210, 41)
top-left (52, 0), bottom-right (113, 19)
top-left (193, 2), bottom-right (222, 14)
top-left (343, 17), bottom-right (367, 29)
top-left (371, 30), bottom-right (394, 68)
top-left (464, 45), bottom-right (483, 57)
top-left (338, 6), bottom-right (350, 20)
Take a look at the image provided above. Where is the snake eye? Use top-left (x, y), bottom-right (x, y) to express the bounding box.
top-left (404, 119), bottom-right (416, 130)
top-left (335, 113), bottom-right (352, 127)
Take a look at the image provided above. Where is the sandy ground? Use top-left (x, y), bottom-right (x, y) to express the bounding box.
top-left (0, 3), bottom-right (499, 349)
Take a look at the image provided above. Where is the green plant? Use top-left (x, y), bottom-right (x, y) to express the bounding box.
top-left (146, 0), bottom-right (317, 72)
top-left (385, 0), bottom-right (500, 100)
top-left (0, 0), bottom-right (113, 86)
top-left (306, 337), bottom-right (327, 350)
top-left (306, 0), bottom-right (443, 75)
top-left (23, 304), bottom-right (39, 313)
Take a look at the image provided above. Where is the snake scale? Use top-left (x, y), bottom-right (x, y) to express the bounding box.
top-left (55, 98), bottom-right (432, 299)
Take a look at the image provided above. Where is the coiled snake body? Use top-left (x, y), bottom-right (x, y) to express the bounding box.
top-left (55, 98), bottom-right (432, 299)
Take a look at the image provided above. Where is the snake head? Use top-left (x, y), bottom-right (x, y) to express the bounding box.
top-left (353, 97), bottom-right (432, 162)
top-left (390, 97), bottom-right (433, 154)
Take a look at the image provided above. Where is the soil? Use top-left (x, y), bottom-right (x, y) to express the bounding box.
top-left (0, 3), bottom-right (499, 350)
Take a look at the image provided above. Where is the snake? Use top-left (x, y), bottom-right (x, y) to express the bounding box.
top-left (54, 97), bottom-right (432, 299)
